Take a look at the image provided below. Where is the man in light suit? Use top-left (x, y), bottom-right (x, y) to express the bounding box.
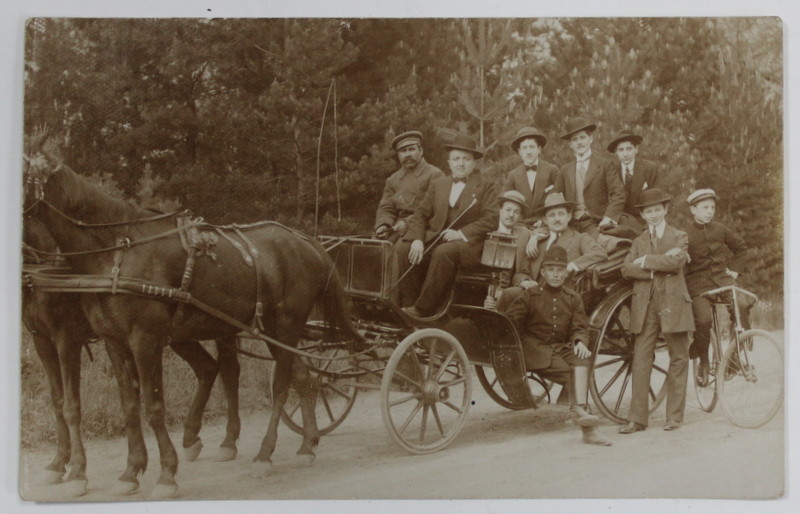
top-left (395, 133), bottom-right (499, 318)
top-left (606, 129), bottom-right (661, 236)
top-left (503, 126), bottom-right (560, 227)
top-left (619, 188), bottom-right (694, 434)
top-left (555, 118), bottom-right (625, 238)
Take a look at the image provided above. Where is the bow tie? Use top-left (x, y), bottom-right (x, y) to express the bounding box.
top-left (525, 165), bottom-right (538, 172)
top-left (453, 177), bottom-right (467, 184)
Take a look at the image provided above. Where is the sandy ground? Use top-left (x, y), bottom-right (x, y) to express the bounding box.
top-left (18, 370), bottom-right (784, 503)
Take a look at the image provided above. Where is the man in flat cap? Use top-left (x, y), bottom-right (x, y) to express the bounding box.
top-left (554, 118), bottom-right (625, 238)
top-left (395, 133), bottom-right (498, 318)
top-left (607, 129), bottom-right (662, 236)
top-left (375, 130), bottom-right (444, 242)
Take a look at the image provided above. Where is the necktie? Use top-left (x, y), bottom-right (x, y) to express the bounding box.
top-left (624, 166), bottom-right (633, 185)
top-left (547, 232), bottom-right (558, 250)
top-left (453, 177), bottom-right (466, 184)
top-left (525, 164), bottom-right (538, 172)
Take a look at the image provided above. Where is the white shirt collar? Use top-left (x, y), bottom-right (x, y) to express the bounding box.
top-left (449, 180), bottom-right (467, 208)
top-left (576, 150), bottom-right (592, 162)
top-left (497, 223), bottom-right (513, 235)
top-left (622, 158), bottom-right (635, 172)
top-left (649, 219), bottom-right (666, 238)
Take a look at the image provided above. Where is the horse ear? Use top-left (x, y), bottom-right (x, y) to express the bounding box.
top-left (28, 124), bottom-right (51, 153)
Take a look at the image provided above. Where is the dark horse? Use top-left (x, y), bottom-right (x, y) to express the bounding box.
top-left (24, 144), bottom-right (360, 498)
top-left (22, 218), bottom-right (243, 497)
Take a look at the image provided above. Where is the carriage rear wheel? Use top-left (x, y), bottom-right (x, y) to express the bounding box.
top-left (380, 328), bottom-right (471, 454)
top-left (274, 342), bottom-right (361, 436)
top-left (474, 365), bottom-right (551, 409)
top-left (589, 289), bottom-right (668, 424)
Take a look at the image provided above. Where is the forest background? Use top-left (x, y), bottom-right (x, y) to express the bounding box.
top-left (19, 17), bottom-right (784, 443)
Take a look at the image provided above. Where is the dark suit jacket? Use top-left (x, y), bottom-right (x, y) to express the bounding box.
top-left (556, 153), bottom-right (625, 222)
top-left (619, 158), bottom-right (661, 217)
top-left (621, 224), bottom-right (694, 334)
top-left (512, 227), bottom-right (607, 286)
top-left (502, 159), bottom-right (560, 222)
top-left (406, 173), bottom-right (499, 245)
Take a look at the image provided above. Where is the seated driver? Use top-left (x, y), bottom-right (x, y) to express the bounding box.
top-left (504, 245), bottom-right (612, 446)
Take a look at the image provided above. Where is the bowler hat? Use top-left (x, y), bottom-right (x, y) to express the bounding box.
top-left (534, 192), bottom-right (576, 215)
top-left (498, 190), bottom-right (528, 211)
top-left (444, 133), bottom-right (484, 159)
top-left (686, 188), bottom-right (719, 206)
top-left (391, 130), bottom-right (423, 151)
top-left (606, 130), bottom-right (643, 153)
top-left (561, 117), bottom-right (597, 140)
top-left (541, 245), bottom-right (568, 268)
top-left (634, 188), bottom-right (672, 210)
top-left (511, 126), bottom-right (547, 152)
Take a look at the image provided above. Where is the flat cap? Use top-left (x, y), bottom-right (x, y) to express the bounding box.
top-left (391, 130), bottom-right (423, 151)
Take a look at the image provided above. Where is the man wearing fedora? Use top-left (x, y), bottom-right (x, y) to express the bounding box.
top-left (555, 118), bottom-right (625, 238)
top-left (375, 130), bottom-right (444, 243)
top-left (606, 129), bottom-right (662, 236)
top-left (619, 188), bottom-right (694, 434)
top-left (505, 245), bottom-right (612, 446)
top-left (395, 133), bottom-right (499, 318)
top-left (503, 127), bottom-right (560, 229)
top-left (483, 190), bottom-right (531, 310)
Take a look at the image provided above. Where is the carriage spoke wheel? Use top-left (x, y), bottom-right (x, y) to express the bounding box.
top-left (718, 329), bottom-right (783, 428)
top-left (274, 343), bottom-right (361, 436)
top-left (589, 290), bottom-right (668, 424)
top-left (474, 365), bottom-right (551, 410)
top-left (693, 331), bottom-right (721, 413)
top-left (380, 328), bottom-right (471, 454)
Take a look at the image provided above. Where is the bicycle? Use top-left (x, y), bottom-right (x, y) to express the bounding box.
top-left (692, 285), bottom-right (784, 428)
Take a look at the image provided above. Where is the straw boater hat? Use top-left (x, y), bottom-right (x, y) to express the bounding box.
top-left (511, 126), bottom-right (547, 152)
top-left (560, 117), bottom-right (597, 140)
top-left (391, 130), bottom-right (423, 152)
top-left (444, 133), bottom-right (484, 159)
top-left (497, 190), bottom-right (528, 211)
top-left (541, 245), bottom-right (568, 268)
top-left (606, 129), bottom-right (644, 153)
top-left (686, 188), bottom-right (719, 206)
top-left (534, 192), bottom-right (576, 216)
top-left (634, 188), bottom-right (672, 210)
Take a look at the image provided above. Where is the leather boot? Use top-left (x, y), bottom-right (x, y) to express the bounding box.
top-left (582, 425), bottom-right (612, 446)
top-left (568, 366), bottom-right (600, 427)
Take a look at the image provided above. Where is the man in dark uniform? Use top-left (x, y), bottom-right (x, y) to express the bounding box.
top-left (555, 117), bottom-right (625, 238)
top-left (375, 130), bottom-right (444, 242)
top-left (505, 246), bottom-right (612, 446)
top-left (606, 129), bottom-right (661, 236)
top-left (395, 133), bottom-right (498, 318)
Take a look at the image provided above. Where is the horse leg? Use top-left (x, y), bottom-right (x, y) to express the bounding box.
top-left (58, 335), bottom-right (88, 497)
top-left (30, 333), bottom-right (69, 485)
top-left (129, 330), bottom-right (178, 499)
top-left (170, 340), bottom-right (218, 462)
top-left (104, 340), bottom-right (147, 496)
top-left (215, 338), bottom-right (240, 461)
top-left (291, 357), bottom-right (320, 466)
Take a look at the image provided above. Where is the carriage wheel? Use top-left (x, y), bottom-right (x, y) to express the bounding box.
top-left (474, 365), bottom-right (551, 409)
top-left (589, 289), bottom-right (668, 424)
top-left (693, 331), bottom-right (721, 413)
top-left (718, 329), bottom-right (783, 428)
top-left (380, 328), bottom-right (471, 454)
top-left (274, 343), bottom-right (361, 436)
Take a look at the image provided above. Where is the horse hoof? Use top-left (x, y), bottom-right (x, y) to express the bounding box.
top-left (110, 479), bottom-right (139, 496)
top-left (298, 454), bottom-right (315, 467)
top-left (39, 469), bottom-right (64, 485)
top-left (62, 479), bottom-right (88, 497)
top-left (184, 440), bottom-right (203, 462)
top-left (150, 483), bottom-right (179, 500)
top-left (216, 446), bottom-right (237, 462)
top-left (250, 461), bottom-right (273, 479)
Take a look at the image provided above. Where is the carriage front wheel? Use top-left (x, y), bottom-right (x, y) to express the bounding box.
top-left (380, 328), bottom-right (472, 454)
top-left (589, 288), bottom-right (668, 424)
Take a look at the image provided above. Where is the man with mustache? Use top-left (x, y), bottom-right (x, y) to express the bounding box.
top-left (375, 131), bottom-right (444, 243)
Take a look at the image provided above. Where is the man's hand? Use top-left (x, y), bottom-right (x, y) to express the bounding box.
top-left (664, 247), bottom-right (683, 257)
top-left (725, 268), bottom-right (739, 280)
top-left (442, 229), bottom-right (465, 242)
top-left (520, 279), bottom-right (538, 290)
top-left (574, 341), bottom-right (592, 360)
top-left (484, 295), bottom-right (497, 310)
top-left (599, 217), bottom-right (616, 227)
top-left (408, 240), bottom-right (424, 265)
top-left (566, 262), bottom-right (579, 274)
top-left (633, 256), bottom-right (645, 266)
top-left (392, 219), bottom-right (408, 236)
top-left (526, 227), bottom-right (549, 258)
top-left (375, 224), bottom-right (391, 240)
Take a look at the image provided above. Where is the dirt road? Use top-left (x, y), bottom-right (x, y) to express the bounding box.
top-left (19, 373), bottom-right (784, 502)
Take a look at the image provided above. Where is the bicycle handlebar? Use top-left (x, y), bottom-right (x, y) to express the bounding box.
top-left (700, 284), bottom-right (759, 302)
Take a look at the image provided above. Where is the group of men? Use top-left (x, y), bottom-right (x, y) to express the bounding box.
top-left (373, 121), bottom-right (749, 445)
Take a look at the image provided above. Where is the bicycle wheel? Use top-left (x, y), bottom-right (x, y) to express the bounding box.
top-left (693, 331), bottom-right (721, 412)
top-left (718, 329), bottom-right (783, 428)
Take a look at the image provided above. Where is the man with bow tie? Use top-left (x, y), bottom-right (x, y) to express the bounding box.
top-left (395, 133), bottom-right (499, 318)
top-left (606, 129), bottom-right (662, 236)
top-left (554, 118), bottom-right (625, 238)
top-left (503, 126), bottom-right (560, 225)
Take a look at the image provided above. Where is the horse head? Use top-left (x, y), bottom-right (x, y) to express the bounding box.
top-left (22, 126), bottom-right (62, 213)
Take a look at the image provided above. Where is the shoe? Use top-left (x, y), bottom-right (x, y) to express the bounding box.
top-left (663, 421), bottom-right (681, 431)
top-left (618, 421), bottom-right (646, 434)
top-left (695, 361), bottom-right (710, 387)
top-left (581, 426), bottom-right (612, 446)
top-left (569, 405), bottom-right (601, 428)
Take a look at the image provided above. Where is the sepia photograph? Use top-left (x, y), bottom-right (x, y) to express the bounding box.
top-left (2, 2), bottom-right (793, 511)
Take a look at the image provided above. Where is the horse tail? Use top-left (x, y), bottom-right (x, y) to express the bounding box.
top-left (308, 238), bottom-right (363, 342)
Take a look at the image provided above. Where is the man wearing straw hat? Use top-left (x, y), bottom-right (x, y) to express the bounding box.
top-left (555, 117), bottom-right (625, 237)
top-left (395, 133), bottom-right (498, 318)
top-left (375, 130), bottom-right (444, 243)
